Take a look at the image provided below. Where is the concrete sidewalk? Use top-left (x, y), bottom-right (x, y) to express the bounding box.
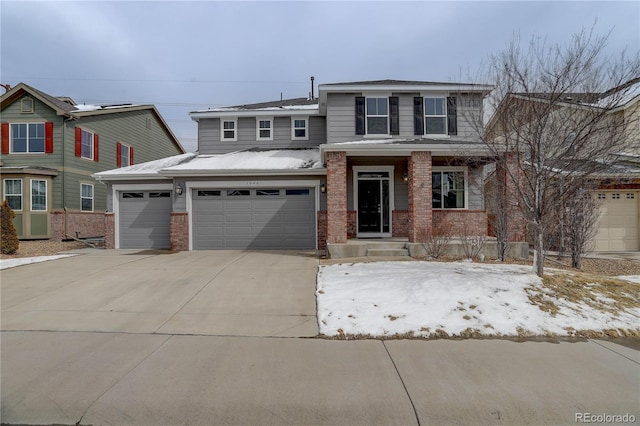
top-left (1, 332), bottom-right (638, 425)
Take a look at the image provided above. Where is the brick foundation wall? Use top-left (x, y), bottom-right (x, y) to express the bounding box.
top-left (104, 213), bottom-right (115, 249)
top-left (408, 151), bottom-right (432, 242)
top-left (170, 212), bottom-right (189, 251)
top-left (433, 210), bottom-right (488, 236)
top-left (347, 210), bottom-right (357, 239)
top-left (326, 151), bottom-right (347, 244)
top-left (50, 210), bottom-right (106, 242)
top-left (392, 210), bottom-right (409, 237)
top-left (317, 211), bottom-right (327, 250)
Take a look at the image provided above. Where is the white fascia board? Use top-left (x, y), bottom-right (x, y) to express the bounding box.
top-left (318, 83), bottom-right (493, 94)
top-left (190, 109), bottom-right (319, 121)
top-left (92, 173), bottom-right (171, 182)
top-left (320, 143), bottom-right (498, 157)
top-left (159, 168), bottom-right (327, 178)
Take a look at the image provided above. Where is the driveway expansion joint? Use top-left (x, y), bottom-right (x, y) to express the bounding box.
top-left (381, 340), bottom-right (421, 426)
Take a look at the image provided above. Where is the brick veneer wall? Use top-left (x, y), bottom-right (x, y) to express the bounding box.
top-left (50, 210), bottom-right (106, 242)
top-left (104, 213), bottom-right (115, 249)
top-left (499, 152), bottom-right (526, 242)
top-left (392, 210), bottom-right (409, 237)
top-left (347, 210), bottom-right (357, 238)
top-left (317, 210), bottom-right (327, 250)
top-left (170, 212), bottom-right (189, 251)
top-left (408, 151), bottom-right (432, 242)
top-left (326, 151), bottom-right (347, 244)
top-left (433, 210), bottom-right (488, 236)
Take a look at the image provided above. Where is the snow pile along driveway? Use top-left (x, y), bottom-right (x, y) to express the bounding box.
top-left (316, 261), bottom-right (640, 338)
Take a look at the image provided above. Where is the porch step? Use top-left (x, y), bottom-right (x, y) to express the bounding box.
top-left (366, 248), bottom-right (409, 257)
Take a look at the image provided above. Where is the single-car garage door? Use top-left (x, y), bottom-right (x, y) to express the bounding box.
top-left (594, 191), bottom-right (639, 251)
top-left (119, 190), bottom-right (172, 249)
top-left (193, 187), bottom-right (316, 250)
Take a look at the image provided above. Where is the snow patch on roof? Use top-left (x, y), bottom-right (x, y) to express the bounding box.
top-left (332, 138), bottom-right (414, 146)
top-left (200, 104), bottom-right (319, 113)
top-left (164, 149), bottom-right (322, 171)
top-left (95, 153), bottom-right (197, 176)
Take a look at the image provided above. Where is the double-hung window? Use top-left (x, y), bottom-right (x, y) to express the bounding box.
top-left (292, 117), bottom-right (308, 140)
top-left (116, 142), bottom-right (133, 167)
top-left (257, 118), bottom-right (273, 141)
top-left (424, 97), bottom-right (447, 135)
top-left (221, 119), bottom-right (237, 141)
top-left (4, 179), bottom-right (22, 210)
top-left (366, 97), bottom-right (388, 135)
top-left (81, 129), bottom-right (94, 159)
top-left (432, 170), bottom-right (466, 209)
top-left (11, 123), bottom-right (45, 153)
top-left (81, 183), bottom-right (93, 212)
top-left (75, 127), bottom-right (99, 161)
top-left (31, 179), bottom-right (47, 211)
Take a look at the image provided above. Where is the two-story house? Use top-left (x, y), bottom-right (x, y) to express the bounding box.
top-left (0, 83), bottom-right (185, 241)
top-left (95, 79), bottom-right (526, 257)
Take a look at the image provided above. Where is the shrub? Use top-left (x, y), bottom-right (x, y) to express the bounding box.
top-left (0, 200), bottom-right (19, 254)
top-left (419, 220), bottom-right (453, 259)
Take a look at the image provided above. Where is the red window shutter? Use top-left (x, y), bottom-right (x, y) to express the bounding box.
top-left (129, 147), bottom-right (134, 165)
top-left (116, 142), bottom-right (122, 167)
top-left (1, 123), bottom-right (9, 154)
top-left (93, 134), bottom-right (99, 162)
top-left (45, 122), bottom-right (54, 153)
top-left (75, 127), bottom-right (82, 157)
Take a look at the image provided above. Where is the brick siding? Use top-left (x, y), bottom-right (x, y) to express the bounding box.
top-left (104, 213), bottom-right (115, 249)
top-left (326, 151), bottom-right (347, 243)
top-left (392, 210), bottom-right (409, 237)
top-left (408, 151), bottom-right (432, 242)
top-left (50, 210), bottom-right (106, 242)
top-left (433, 210), bottom-right (488, 236)
top-left (170, 212), bottom-right (189, 251)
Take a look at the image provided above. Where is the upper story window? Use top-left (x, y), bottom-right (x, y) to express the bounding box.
top-left (74, 127), bottom-right (99, 162)
top-left (3, 179), bottom-right (22, 211)
top-left (257, 118), bottom-right (273, 141)
top-left (355, 96), bottom-right (399, 136)
top-left (292, 117), bottom-right (308, 140)
top-left (221, 119), bottom-right (237, 141)
top-left (117, 142), bottom-right (133, 167)
top-left (432, 169), bottom-right (466, 209)
top-left (11, 123), bottom-right (45, 153)
top-left (414, 96), bottom-right (457, 136)
top-left (30, 179), bottom-right (47, 211)
top-left (81, 183), bottom-right (94, 212)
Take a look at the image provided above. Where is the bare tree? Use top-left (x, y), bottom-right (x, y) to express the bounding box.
top-left (485, 159), bottom-right (510, 261)
top-left (419, 220), bottom-right (453, 259)
top-left (458, 220), bottom-right (487, 260)
top-left (468, 27), bottom-right (639, 276)
top-left (559, 184), bottom-right (602, 269)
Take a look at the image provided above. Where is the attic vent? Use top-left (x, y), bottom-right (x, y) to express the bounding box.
top-left (21, 97), bottom-right (34, 113)
top-left (146, 117), bottom-right (152, 130)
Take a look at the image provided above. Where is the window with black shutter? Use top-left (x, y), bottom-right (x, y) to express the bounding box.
top-left (389, 96), bottom-right (399, 135)
top-left (413, 97), bottom-right (424, 135)
top-left (447, 97), bottom-right (457, 136)
top-left (355, 97), bottom-right (365, 135)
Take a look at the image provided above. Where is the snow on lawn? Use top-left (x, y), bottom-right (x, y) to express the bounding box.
top-left (316, 261), bottom-right (640, 338)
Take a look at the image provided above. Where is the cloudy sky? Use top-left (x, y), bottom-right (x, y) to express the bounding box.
top-left (2, 1), bottom-right (638, 152)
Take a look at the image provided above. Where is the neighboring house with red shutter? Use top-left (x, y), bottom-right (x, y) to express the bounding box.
top-left (0, 83), bottom-right (184, 240)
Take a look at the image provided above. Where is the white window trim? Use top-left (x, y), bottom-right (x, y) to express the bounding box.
top-left (221, 118), bottom-right (238, 142)
top-left (432, 166), bottom-right (468, 210)
top-left (81, 183), bottom-right (94, 212)
top-left (3, 178), bottom-right (23, 211)
top-left (81, 128), bottom-right (95, 160)
top-left (30, 179), bottom-right (47, 212)
top-left (256, 117), bottom-right (274, 141)
top-left (9, 122), bottom-right (46, 154)
top-left (364, 96), bottom-right (390, 137)
top-left (120, 142), bottom-right (132, 167)
top-left (424, 96), bottom-right (448, 137)
top-left (291, 116), bottom-right (309, 140)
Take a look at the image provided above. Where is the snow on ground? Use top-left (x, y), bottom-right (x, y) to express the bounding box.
top-left (619, 275), bottom-right (640, 284)
top-left (0, 255), bottom-right (78, 270)
top-left (317, 261), bottom-right (640, 338)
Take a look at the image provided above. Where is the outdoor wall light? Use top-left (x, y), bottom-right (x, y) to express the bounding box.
top-left (175, 185), bottom-right (183, 196)
top-left (320, 184), bottom-right (326, 193)
top-left (402, 173), bottom-right (409, 183)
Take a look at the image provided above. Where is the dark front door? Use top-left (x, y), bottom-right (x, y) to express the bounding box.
top-left (358, 180), bottom-right (381, 233)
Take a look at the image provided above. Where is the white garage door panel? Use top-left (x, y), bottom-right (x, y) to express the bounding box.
top-left (119, 192), bottom-right (172, 249)
top-left (595, 191), bottom-right (639, 251)
top-left (193, 188), bottom-right (315, 250)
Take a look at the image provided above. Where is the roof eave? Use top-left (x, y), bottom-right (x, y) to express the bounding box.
top-left (92, 173), bottom-right (170, 182)
top-left (189, 109), bottom-right (320, 121)
top-left (159, 168), bottom-right (327, 178)
top-left (320, 143), bottom-right (499, 157)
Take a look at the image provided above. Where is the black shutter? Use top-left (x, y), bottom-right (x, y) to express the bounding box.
top-left (355, 97), bottom-right (365, 135)
top-left (447, 96), bottom-right (457, 135)
top-left (413, 97), bottom-right (424, 135)
top-left (389, 96), bottom-right (399, 135)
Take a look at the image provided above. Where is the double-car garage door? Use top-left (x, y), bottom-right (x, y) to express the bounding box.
top-left (192, 187), bottom-right (316, 250)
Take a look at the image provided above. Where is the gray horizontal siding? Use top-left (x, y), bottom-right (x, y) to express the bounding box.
top-left (198, 116), bottom-right (326, 155)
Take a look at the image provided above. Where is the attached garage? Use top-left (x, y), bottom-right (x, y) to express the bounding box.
top-left (192, 187), bottom-right (316, 250)
top-left (594, 191), bottom-right (639, 251)
top-left (118, 190), bottom-right (172, 249)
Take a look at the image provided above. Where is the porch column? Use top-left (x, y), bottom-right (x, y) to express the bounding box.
top-left (497, 152), bottom-right (526, 242)
top-left (408, 151), bottom-right (432, 242)
top-left (326, 151), bottom-right (347, 244)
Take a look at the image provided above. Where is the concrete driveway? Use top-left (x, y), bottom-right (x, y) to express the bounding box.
top-left (1, 249), bottom-right (319, 337)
